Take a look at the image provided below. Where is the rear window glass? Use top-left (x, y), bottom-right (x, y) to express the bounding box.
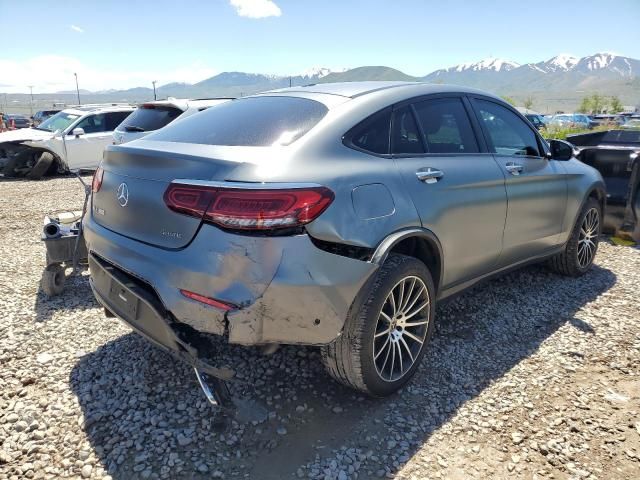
top-left (121, 106), bottom-right (182, 132)
top-left (147, 96), bottom-right (328, 147)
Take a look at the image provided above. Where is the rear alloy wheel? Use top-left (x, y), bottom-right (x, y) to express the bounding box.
top-left (322, 254), bottom-right (435, 397)
top-left (373, 276), bottom-right (430, 382)
top-left (549, 197), bottom-right (601, 276)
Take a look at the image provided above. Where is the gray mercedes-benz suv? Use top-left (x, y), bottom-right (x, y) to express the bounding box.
top-left (84, 82), bottom-right (605, 401)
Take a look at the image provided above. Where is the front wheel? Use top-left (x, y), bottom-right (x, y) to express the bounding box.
top-left (321, 254), bottom-right (436, 397)
top-left (548, 197), bottom-right (601, 276)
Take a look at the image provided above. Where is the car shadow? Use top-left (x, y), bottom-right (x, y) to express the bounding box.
top-left (69, 263), bottom-right (616, 479)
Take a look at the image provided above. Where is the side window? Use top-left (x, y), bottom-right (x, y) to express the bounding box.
top-left (391, 106), bottom-right (424, 155)
top-left (347, 108), bottom-right (391, 154)
top-left (73, 114), bottom-right (107, 134)
top-left (105, 111), bottom-right (133, 131)
top-left (474, 99), bottom-right (541, 157)
top-left (413, 98), bottom-right (479, 153)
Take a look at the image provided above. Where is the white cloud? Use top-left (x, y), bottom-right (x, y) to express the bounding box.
top-left (0, 56), bottom-right (218, 93)
top-left (70, 25), bottom-right (84, 33)
top-left (229, 0), bottom-right (281, 18)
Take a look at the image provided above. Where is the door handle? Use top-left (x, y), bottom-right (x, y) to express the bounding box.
top-left (416, 167), bottom-right (444, 184)
top-left (505, 162), bottom-right (524, 175)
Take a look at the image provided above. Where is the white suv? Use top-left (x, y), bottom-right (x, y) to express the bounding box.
top-left (0, 104), bottom-right (135, 179)
top-left (112, 98), bottom-right (232, 145)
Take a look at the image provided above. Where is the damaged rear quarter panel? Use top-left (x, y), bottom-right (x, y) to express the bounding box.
top-left (227, 234), bottom-right (378, 345)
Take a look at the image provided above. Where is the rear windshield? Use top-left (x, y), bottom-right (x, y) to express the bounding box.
top-left (147, 96), bottom-right (328, 147)
top-left (121, 105), bottom-right (182, 132)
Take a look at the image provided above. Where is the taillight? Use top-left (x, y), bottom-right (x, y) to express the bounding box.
top-left (92, 166), bottom-right (104, 193)
top-left (164, 183), bottom-right (334, 230)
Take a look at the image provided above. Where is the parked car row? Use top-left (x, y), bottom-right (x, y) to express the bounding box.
top-left (0, 98), bottom-right (233, 179)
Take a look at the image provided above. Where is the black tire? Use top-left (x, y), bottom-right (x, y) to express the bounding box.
top-left (26, 152), bottom-right (55, 180)
top-left (548, 197), bottom-right (601, 276)
top-left (42, 264), bottom-right (66, 296)
top-left (321, 254), bottom-right (436, 397)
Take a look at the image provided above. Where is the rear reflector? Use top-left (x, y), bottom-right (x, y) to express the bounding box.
top-left (180, 289), bottom-right (237, 311)
top-left (164, 183), bottom-right (334, 230)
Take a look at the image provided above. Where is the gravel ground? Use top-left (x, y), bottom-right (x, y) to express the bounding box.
top-left (1, 175), bottom-right (639, 480)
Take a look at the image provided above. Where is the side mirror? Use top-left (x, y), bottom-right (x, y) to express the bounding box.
top-left (549, 139), bottom-right (576, 161)
top-left (72, 127), bottom-right (85, 137)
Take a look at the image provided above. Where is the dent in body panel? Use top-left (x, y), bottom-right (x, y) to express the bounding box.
top-left (227, 235), bottom-right (378, 345)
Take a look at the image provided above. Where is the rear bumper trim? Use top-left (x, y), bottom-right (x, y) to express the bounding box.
top-left (88, 252), bottom-right (234, 381)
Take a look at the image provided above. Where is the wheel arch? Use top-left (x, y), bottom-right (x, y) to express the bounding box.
top-left (370, 228), bottom-right (444, 293)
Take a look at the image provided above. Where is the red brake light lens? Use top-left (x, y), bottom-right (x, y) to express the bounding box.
top-left (164, 183), bottom-right (334, 231)
top-left (92, 166), bottom-right (104, 193)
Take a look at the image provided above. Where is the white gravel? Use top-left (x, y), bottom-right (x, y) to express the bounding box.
top-left (1, 176), bottom-right (639, 479)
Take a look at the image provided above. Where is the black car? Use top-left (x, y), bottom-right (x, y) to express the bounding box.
top-left (32, 109), bottom-right (62, 126)
top-left (4, 114), bottom-right (32, 129)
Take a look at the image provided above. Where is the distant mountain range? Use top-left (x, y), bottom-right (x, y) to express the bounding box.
top-left (8, 53), bottom-right (639, 113)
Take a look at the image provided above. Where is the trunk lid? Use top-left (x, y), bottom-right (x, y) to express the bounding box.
top-left (92, 140), bottom-right (262, 249)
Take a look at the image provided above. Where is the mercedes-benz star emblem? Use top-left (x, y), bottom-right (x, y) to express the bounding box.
top-left (116, 183), bottom-right (129, 207)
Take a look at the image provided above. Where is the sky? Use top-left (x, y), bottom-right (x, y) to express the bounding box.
top-left (1, 0), bottom-right (639, 93)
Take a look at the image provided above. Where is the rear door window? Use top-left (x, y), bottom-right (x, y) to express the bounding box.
top-left (121, 106), bottom-right (182, 132)
top-left (473, 99), bottom-right (541, 157)
top-left (391, 106), bottom-right (424, 155)
top-left (148, 96), bottom-right (328, 146)
top-left (413, 98), bottom-right (479, 153)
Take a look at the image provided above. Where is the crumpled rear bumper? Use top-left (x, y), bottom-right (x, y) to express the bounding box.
top-left (84, 213), bottom-right (378, 346)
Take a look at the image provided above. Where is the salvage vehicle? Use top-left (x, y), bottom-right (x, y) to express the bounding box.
top-left (112, 98), bottom-right (233, 145)
top-left (84, 82), bottom-right (605, 406)
top-left (568, 129), bottom-right (640, 241)
top-left (0, 104), bottom-right (134, 179)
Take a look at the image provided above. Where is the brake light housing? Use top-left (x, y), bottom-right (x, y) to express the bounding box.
top-left (164, 182), bottom-right (334, 231)
top-left (92, 166), bottom-right (104, 193)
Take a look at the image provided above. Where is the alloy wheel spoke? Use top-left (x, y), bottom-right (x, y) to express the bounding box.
top-left (397, 341), bottom-right (404, 374)
top-left (404, 300), bottom-right (430, 320)
top-left (399, 278), bottom-right (416, 313)
top-left (400, 336), bottom-right (415, 363)
top-left (374, 336), bottom-right (390, 360)
top-left (403, 329), bottom-right (425, 344)
top-left (375, 327), bottom-right (391, 338)
top-left (380, 311), bottom-right (393, 324)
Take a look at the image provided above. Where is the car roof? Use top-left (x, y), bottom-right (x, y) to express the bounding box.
top-left (259, 81), bottom-right (494, 100)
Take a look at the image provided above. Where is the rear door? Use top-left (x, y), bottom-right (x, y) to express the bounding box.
top-left (470, 97), bottom-right (567, 265)
top-left (64, 112), bottom-right (131, 169)
top-left (391, 96), bottom-right (507, 288)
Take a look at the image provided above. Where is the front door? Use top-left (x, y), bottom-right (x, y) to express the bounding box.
top-left (391, 97), bottom-right (507, 289)
top-left (470, 98), bottom-right (567, 266)
top-left (64, 111), bottom-right (131, 170)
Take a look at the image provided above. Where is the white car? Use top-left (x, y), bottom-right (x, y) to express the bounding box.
top-left (112, 98), bottom-right (232, 145)
top-left (0, 104), bottom-right (135, 179)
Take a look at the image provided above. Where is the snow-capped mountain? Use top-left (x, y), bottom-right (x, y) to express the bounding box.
top-left (298, 67), bottom-right (347, 79)
top-left (532, 54), bottom-right (579, 73)
top-left (431, 57), bottom-right (520, 76)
